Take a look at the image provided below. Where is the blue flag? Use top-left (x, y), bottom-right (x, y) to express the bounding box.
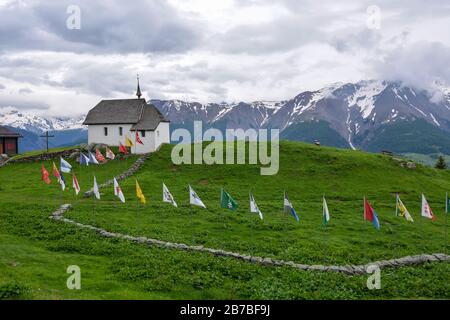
top-left (79, 152), bottom-right (90, 166)
top-left (284, 192), bottom-right (299, 222)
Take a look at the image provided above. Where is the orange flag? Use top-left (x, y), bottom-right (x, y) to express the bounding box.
top-left (41, 163), bottom-right (51, 184)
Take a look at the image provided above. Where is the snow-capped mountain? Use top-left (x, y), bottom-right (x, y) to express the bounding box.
top-left (276, 80), bottom-right (450, 150)
top-left (0, 108), bottom-right (87, 152)
top-left (3, 80), bottom-right (450, 154)
top-left (152, 80), bottom-right (450, 154)
top-left (0, 108), bottom-right (86, 134)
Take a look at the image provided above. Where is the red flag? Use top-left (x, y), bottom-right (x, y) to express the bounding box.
top-left (41, 164), bottom-right (51, 184)
top-left (119, 142), bottom-right (128, 155)
top-left (363, 197), bottom-right (380, 229)
top-left (72, 173), bottom-right (80, 195)
top-left (95, 149), bottom-right (106, 163)
top-left (135, 131), bottom-right (144, 145)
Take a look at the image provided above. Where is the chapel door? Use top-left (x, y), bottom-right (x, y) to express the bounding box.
top-left (0, 139), bottom-right (3, 154)
top-left (5, 138), bottom-right (16, 155)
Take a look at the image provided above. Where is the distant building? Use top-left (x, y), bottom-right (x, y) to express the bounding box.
top-left (0, 126), bottom-right (21, 155)
top-left (83, 77), bottom-right (170, 154)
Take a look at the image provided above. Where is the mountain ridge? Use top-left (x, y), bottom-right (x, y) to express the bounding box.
top-left (2, 80), bottom-right (450, 154)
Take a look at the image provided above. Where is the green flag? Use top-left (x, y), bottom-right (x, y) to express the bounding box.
top-left (220, 188), bottom-right (238, 211)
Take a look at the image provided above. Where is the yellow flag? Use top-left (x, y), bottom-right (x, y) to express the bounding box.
top-left (136, 179), bottom-right (146, 204)
top-left (125, 135), bottom-right (134, 147)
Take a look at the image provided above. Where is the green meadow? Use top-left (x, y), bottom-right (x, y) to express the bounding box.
top-left (0, 141), bottom-right (448, 299)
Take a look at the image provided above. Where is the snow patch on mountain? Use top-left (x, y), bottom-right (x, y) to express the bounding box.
top-left (347, 80), bottom-right (387, 119)
top-left (0, 108), bottom-right (86, 133)
top-left (430, 113), bottom-right (440, 127)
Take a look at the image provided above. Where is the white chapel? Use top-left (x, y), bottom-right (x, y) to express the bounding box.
top-left (83, 78), bottom-right (170, 154)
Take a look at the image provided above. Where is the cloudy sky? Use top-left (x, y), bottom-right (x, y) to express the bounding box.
top-left (0, 0), bottom-right (449, 116)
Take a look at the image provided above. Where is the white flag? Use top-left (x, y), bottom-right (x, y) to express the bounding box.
top-left (93, 176), bottom-right (100, 200)
top-left (421, 194), bottom-right (435, 220)
top-left (323, 196), bottom-right (330, 225)
top-left (60, 157), bottom-right (72, 173)
top-left (189, 185), bottom-right (206, 208)
top-left (105, 147), bottom-right (115, 160)
top-left (114, 178), bottom-right (125, 203)
top-left (250, 192), bottom-right (263, 220)
top-left (88, 151), bottom-right (99, 165)
top-left (163, 183), bottom-right (177, 207)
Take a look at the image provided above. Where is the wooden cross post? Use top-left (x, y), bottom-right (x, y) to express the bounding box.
top-left (40, 131), bottom-right (55, 153)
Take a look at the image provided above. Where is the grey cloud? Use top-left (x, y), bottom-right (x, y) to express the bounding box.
top-left (60, 61), bottom-right (134, 96)
top-left (215, 15), bottom-right (326, 54)
top-left (330, 28), bottom-right (382, 53)
top-left (18, 88), bottom-right (33, 94)
top-left (0, 0), bottom-right (449, 109)
top-left (0, 84), bottom-right (5, 90)
top-left (0, 0), bottom-right (203, 54)
top-left (373, 41), bottom-right (450, 91)
top-left (0, 56), bottom-right (63, 87)
top-left (0, 98), bottom-right (50, 110)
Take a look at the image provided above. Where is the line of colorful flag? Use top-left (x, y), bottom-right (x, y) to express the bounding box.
top-left (39, 162), bottom-right (443, 225)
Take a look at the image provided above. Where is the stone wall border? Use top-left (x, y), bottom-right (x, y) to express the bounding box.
top-left (83, 153), bottom-right (151, 197)
top-left (50, 204), bottom-right (449, 276)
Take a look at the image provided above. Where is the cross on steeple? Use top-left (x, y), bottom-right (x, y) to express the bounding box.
top-left (136, 74), bottom-right (142, 99)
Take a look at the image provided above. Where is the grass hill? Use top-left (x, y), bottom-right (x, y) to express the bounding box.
top-left (0, 142), bottom-right (448, 299)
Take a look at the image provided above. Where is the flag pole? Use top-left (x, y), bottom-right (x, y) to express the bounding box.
top-left (322, 194), bottom-right (325, 264)
top-left (136, 180), bottom-right (139, 236)
top-left (445, 192), bottom-right (448, 254)
top-left (395, 193), bottom-right (398, 217)
top-left (93, 175), bottom-right (96, 227)
top-left (93, 156), bottom-right (97, 227)
top-left (283, 190), bottom-right (289, 257)
top-left (219, 187), bottom-right (224, 251)
top-left (135, 135), bottom-right (139, 236)
top-left (391, 194), bottom-right (395, 260)
top-left (59, 160), bottom-right (63, 216)
top-left (126, 137), bottom-right (129, 177)
top-left (249, 191), bottom-right (254, 257)
top-left (190, 187), bottom-right (194, 246)
top-left (419, 193), bottom-right (424, 254)
top-left (51, 162), bottom-right (59, 220)
top-left (363, 196), bottom-right (367, 264)
top-left (323, 194), bottom-right (329, 265)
